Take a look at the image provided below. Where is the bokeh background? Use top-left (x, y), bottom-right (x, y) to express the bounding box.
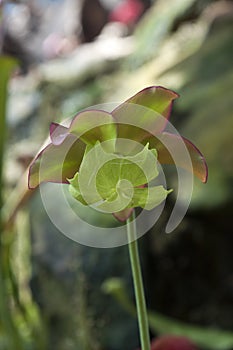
top-left (0, 0), bottom-right (233, 349)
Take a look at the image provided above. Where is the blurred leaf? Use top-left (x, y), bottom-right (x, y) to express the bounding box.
top-left (103, 278), bottom-right (233, 349)
top-left (0, 56), bottom-right (17, 127)
top-left (128, 0), bottom-right (196, 68)
top-left (171, 15), bottom-right (233, 208)
top-left (147, 311), bottom-right (233, 350)
top-left (0, 56), bottom-right (17, 195)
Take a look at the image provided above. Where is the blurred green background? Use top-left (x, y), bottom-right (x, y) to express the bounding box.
top-left (0, 0), bottom-right (233, 349)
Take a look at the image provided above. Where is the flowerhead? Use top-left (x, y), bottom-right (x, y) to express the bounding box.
top-left (28, 86), bottom-right (207, 221)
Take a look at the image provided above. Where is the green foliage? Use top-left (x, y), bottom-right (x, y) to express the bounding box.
top-left (0, 56), bottom-right (17, 206)
top-left (171, 16), bottom-right (233, 208)
top-left (127, 0), bottom-right (196, 68)
top-left (0, 57), bottom-right (46, 350)
top-left (103, 278), bottom-right (233, 350)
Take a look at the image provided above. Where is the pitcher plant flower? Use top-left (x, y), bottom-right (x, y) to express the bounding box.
top-left (28, 86), bottom-right (207, 350)
top-left (28, 86), bottom-right (207, 221)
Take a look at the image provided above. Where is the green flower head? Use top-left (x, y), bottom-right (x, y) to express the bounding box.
top-left (28, 86), bottom-right (207, 221)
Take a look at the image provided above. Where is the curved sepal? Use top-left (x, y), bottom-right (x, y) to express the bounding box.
top-left (28, 135), bottom-right (86, 189)
top-left (130, 186), bottom-right (172, 210)
top-left (50, 123), bottom-right (69, 145)
top-left (112, 86), bottom-right (179, 142)
top-left (147, 132), bottom-right (208, 183)
top-left (69, 110), bottom-right (117, 151)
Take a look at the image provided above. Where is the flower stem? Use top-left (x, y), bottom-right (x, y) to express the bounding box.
top-left (127, 210), bottom-right (150, 350)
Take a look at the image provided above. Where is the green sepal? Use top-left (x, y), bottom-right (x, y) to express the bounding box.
top-left (68, 141), bottom-right (172, 215)
top-left (68, 173), bottom-right (88, 205)
top-left (129, 186), bottom-right (173, 210)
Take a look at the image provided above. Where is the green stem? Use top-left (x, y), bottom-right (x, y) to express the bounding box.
top-left (127, 210), bottom-right (150, 350)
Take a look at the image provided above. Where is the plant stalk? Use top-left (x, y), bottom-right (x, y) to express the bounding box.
top-left (127, 210), bottom-right (150, 350)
